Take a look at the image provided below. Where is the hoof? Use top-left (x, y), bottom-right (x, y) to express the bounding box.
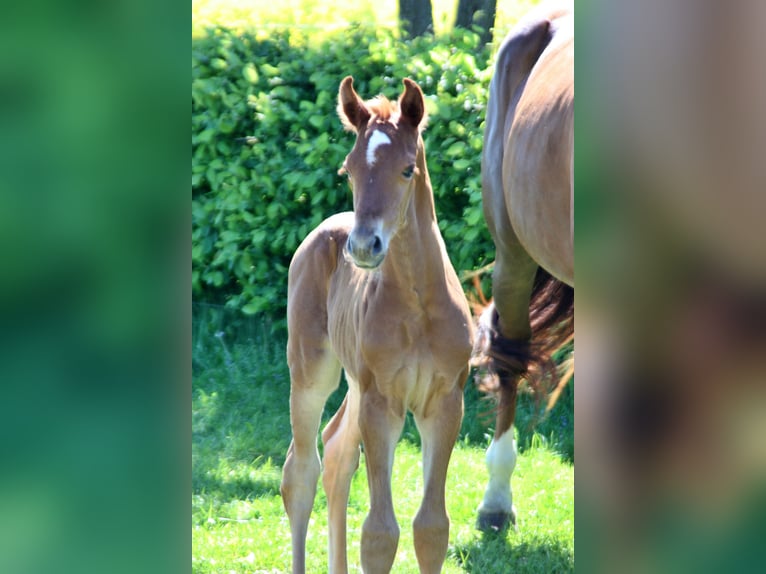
top-left (476, 510), bottom-right (516, 533)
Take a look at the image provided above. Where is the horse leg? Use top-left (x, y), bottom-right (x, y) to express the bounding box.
top-left (321, 382), bottom-right (361, 574)
top-left (358, 386), bottom-right (405, 574)
top-left (477, 380), bottom-right (520, 531)
top-left (477, 245), bottom-right (538, 532)
top-left (281, 347), bottom-right (342, 574)
top-left (413, 381), bottom-right (465, 573)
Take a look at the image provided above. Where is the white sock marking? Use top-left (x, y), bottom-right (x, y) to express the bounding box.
top-left (479, 429), bottom-right (517, 514)
top-left (366, 130), bottom-right (391, 166)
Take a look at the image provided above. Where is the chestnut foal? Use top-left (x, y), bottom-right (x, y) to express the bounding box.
top-left (281, 77), bottom-right (473, 573)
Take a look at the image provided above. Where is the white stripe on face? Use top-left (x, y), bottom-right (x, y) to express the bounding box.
top-left (366, 130), bottom-right (391, 167)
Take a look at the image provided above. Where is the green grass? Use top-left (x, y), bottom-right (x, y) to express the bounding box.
top-left (192, 0), bottom-right (543, 43)
top-left (193, 442), bottom-right (573, 573)
top-left (192, 303), bottom-right (573, 572)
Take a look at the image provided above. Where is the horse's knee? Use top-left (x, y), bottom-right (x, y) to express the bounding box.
top-left (413, 507), bottom-right (449, 545)
top-left (280, 445), bottom-right (321, 514)
top-left (361, 512), bottom-right (399, 572)
top-left (362, 512), bottom-right (399, 546)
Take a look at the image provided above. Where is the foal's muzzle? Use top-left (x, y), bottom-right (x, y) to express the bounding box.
top-left (346, 226), bottom-right (386, 269)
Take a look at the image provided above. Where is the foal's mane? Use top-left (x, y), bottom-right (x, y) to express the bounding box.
top-left (366, 96), bottom-right (397, 122)
top-left (338, 94), bottom-right (429, 132)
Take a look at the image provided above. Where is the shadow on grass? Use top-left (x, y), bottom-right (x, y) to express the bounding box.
top-left (193, 464), bottom-right (281, 501)
top-left (452, 529), bottom-right (574, 574)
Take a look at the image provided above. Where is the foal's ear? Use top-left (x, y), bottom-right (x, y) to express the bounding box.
top-left (337, 76), bottom-right (370, 132)
top-left (399, 78), bottom-right (427, 131)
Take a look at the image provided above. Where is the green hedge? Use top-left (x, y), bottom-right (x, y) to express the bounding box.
top-left (192, 26), bottom-right (496, 324)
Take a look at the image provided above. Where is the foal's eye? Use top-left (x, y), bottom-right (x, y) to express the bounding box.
top-left (402, 165), bottom-right (415, 179)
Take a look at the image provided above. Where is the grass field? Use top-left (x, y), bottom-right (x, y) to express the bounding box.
top-left (192, 0), bottom-right (542, 41)
top-left (192, 304), bottom-right (573, 573)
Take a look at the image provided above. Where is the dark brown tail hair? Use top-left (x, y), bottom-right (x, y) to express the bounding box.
top-left (472, 267), bottom-right (574, 410)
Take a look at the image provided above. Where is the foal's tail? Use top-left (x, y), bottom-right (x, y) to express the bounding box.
top-left (472, 268), bottom-right (574, 411)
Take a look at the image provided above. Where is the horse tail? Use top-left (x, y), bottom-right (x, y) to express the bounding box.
top-left (472, 267), bottom-right (574, 410)
top-left (527, 268), bottom-right (574, 405)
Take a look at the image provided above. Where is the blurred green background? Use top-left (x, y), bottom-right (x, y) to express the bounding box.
top-left (0, 1), bottom-right (187, 573)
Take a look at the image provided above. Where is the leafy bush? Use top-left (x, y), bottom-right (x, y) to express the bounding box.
top-left (192, 26), bottom-right (496, 324)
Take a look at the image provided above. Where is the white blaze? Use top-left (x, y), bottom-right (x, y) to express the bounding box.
top-left (366, 130), bottom-right (391, 166)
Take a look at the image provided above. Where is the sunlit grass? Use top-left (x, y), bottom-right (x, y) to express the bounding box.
top-left (192, 304), bottom-right (573, 573)
top-left (192, 0), bottom-right (398, 37)
top-left (192, 0), bottom-right (542, 42)
top-left (193, 439), bottom-right (573, 573)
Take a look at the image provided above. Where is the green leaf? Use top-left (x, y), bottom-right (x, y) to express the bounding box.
top-left (260, 63), bottom-right (280, 77)
top-left (453, 158), bottom-right (471, 170)
top-left (218, 118), bottom-right (235, 134)
top-left (266, 202), bottom-right (282, 219)
top-left (308, 115), bottom-right (324, 129)
top-left (241, 301), bottom-right (262, 315)
top-left (196, 128), bottom-right (214, 144)
top-left (445, 141), bottom-right (467, 157)
top-left (210, 58), bottom-right (227, 70)
top-left (243, 64), bottom-right (259, 84)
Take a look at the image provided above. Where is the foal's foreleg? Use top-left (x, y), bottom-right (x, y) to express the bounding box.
top-left (359, 387), bottom-right (406, 574)
top-left (281, 351), bottom-right (341, 574)
top-left (321, 384), bottom-right (361, 574)
top-left (413, 382), bottom-right (465, 574)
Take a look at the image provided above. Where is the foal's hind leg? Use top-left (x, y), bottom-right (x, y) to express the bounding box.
top-left (321, 382), bottom-right (361, 574)
top-left (281, 344), bottom-right (341, 574)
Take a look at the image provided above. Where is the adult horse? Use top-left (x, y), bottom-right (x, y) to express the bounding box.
top-left (280, 77), bottom-right (474, 573)
top-left (473, 3), bottom-right (574, 532)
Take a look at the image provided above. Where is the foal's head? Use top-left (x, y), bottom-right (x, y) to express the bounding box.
top-left (337, 76), bottom-right (428, 269)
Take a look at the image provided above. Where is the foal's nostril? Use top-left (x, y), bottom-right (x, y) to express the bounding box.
top-left (347, 227), bottom-right (385, 268)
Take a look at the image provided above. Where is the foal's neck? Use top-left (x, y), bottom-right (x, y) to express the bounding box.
top-left (381, 146), bottom-right (445, 292)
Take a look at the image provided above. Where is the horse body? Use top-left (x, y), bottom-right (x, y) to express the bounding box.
top-left (281, 77), bottom-right (473, 574)
top-left (504, 13), bottom-right (574, 284)
top-left (475, 2), bottom-right (574, 531)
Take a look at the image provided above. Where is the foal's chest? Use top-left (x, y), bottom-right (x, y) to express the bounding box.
top-left (329, 283), bottom-right (471, 405)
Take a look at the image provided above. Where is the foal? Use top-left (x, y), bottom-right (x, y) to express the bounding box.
top-left (280, 77), bottom-right (473, 574)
